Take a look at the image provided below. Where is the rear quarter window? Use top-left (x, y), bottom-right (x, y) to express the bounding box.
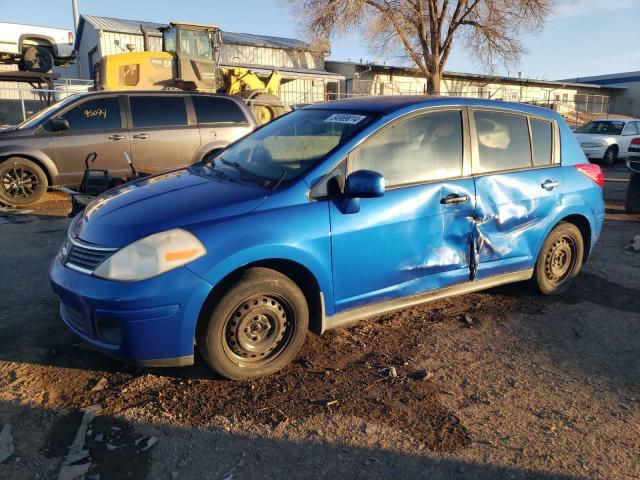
top-left (193, 96), bottom-right (247, 124)
top-left (530, 118), bottom-right (553, 166)
top-left (473, 110), bottom-right (532, 173)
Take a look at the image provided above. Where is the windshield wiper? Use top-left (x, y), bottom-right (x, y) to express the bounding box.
top-left (271, 169), bottom-right (287, 191)
top-left (191, 161), bottom-right (233, 182)
top-left (221, 159), bottom-right (266, 184)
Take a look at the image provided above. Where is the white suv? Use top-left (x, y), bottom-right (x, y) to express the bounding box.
top-left (0, 22), bottom-right (76, 73)
top-left (574, 118), bottom-right (640, 165)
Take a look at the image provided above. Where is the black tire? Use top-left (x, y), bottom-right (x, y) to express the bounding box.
top-left (0, 157), bottom-right (48, 206)
top-left (197, 267), bottom-right (308, 380)
top-left (603, 146), bottom-right (617, 165)
top-left (625, 172), bottom-right (640, 214)
top-left (242, 91), bottom-right (289, 125)
top-left (533, 222), bottom-right (584, 295)
top-left (21, 46), bottom-right (54, 73)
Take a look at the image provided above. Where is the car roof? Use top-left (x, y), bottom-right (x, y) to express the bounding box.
top-left (71, 90), bottom-right (245, 101)
top-left (589, 118), bottom-right (637, 123)
top-left (303, 95), bottom-right (559, 118)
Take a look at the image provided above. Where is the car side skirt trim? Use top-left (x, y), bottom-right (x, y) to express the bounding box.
top-left (321, 269), bottom-right (534, 333)
top-left (137, 354), bottom-right (194, 368)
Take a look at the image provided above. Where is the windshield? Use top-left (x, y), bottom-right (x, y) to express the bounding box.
top-left (575, 120), bottom-right (624, 135)
top-left (16, 95), bottom-right (80, 129)
top-left (179, 29), bottom-right (213, 60)
top-left (199, 108), bottom-right (378, 187)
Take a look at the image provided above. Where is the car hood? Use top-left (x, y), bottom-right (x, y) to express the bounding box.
top-left (73, 167), bottom-right (269, 247)
top-left (574, 133), bottom-right (617, 144)
top-left (0, 126), bottom-right (37, 140)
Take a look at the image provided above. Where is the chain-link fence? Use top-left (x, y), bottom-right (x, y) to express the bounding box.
top-left (0, 80), bottom-right (93, 126)
top-left (0, 77), bottom-right (629, 128)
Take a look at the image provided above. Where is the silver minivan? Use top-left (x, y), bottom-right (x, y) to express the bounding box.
top-left (0, 91), bottom-right (256, 206)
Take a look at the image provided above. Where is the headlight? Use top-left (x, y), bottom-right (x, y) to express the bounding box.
top-left (581, 142), bottom-right (604, 148)
top-left (94, 228), bottom-right (206, 281)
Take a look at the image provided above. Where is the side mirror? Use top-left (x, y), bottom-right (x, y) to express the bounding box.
top-left (340, 170), bottom-right (385, 214)
top-left (344, 170), bottom-right (385, 199)
top-left (50, 118), bottom-right (69, 132)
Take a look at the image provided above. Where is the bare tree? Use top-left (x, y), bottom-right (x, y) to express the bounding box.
top-left (293, 0), bottom-right (551, 94)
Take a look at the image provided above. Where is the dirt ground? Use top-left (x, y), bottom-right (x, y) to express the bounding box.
top-left (0, 164), bottom-right (638, 479)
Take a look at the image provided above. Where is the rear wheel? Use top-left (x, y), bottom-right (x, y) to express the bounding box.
top-left (197, 267), bottom-right (308, 380)
top-left (0, 158), bottom-right (48, 206)
top-left (533, 222), bottom-right (584, 295)
top-left (603, 146), bottom-right (617, 165)
top-left (241, 91), bottom-right (288, 125)
top-left (20, 46), bottom-right (54, 73)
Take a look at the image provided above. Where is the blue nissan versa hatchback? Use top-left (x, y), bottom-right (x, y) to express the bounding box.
top-left (50, 96), bottom-right (605, 380)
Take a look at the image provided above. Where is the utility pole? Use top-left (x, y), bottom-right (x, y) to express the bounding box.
top-left (70, 0), bottom-right (82, 77)
top-left (72, 0), bottom-right (79, 31)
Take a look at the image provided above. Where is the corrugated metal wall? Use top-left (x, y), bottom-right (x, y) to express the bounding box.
top-left (99, 31), bottom-right (162, 56)
top-left (278, 78), bottom-right (330, 104)
top-left (96, 31), bottom-right (322, 70)
top-left (0, 65), bottom-right (51, 125)
top-left (220, 45), bottom-right (323, 70)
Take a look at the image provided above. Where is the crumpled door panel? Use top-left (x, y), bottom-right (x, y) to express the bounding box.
top-left (472, 167), bottom-right (564, 279)
top-left (329, 179), bottom-right (475, 312)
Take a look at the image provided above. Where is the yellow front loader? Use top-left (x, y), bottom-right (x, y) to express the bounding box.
top-left (95, 22), bottom-right (288, 124)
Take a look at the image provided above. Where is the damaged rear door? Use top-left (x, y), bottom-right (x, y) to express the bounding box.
top-left (470, 109), bottom-right (562, 278)
top-left (329, 108), bottom-right (475, 312)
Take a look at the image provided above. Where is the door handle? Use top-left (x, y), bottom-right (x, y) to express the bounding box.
top-left (109, 134), bottom-right (126, 140)
top-left (133, 133), bottom-right (149, 139)
top-left (541, 179), bottom-right (560, 191)
top-left (440, 193), bottom-right (469, 205)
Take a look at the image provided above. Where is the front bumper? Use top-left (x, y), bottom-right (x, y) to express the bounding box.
top-left (580, 146), bottom-right (607, 159)
top-left (50, 252), bottom-right (212, 366)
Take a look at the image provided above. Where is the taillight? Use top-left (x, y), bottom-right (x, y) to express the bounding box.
top-left (631, 137), bottom-right (640, 145)
top-left (68, 31), bottom-right (74, 45)
top-left (575, 163), bottom-right (604, 188)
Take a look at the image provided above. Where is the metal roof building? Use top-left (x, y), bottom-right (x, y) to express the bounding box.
top-left (325, 61), bottom-right (629, 124)
top-left (562, 71), bottom-right (640, 118)
top-left (71, 14), bottom-right (343, 104)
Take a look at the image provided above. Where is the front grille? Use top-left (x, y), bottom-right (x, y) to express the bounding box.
top-left (65, 238), bottom-right (117, 274)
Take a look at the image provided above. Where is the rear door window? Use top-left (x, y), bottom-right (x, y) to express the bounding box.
top-left (60, 97), bottom-right (122, 132)
top-left (129, 96), bottom-right (188, 128)
top-left (530, 118), bottom-right (553, 166)
top-left (473, 110), bottom-right (532, 173)
top-left (350, 109), bottom-right (464, 187)
top-left (622, 122), bottom-right (639, 135)
top-left (193, 96), bottom-right (248, 124)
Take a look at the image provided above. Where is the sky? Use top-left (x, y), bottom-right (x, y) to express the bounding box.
top-left (1, 0), bottom-right (639, 80)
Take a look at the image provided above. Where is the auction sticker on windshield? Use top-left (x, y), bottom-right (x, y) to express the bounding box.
top-left (324, 113), bottom-right (368, 124)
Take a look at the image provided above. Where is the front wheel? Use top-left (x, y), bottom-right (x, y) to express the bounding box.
top-left (533, 222), bottom-right (584, 295)
top-left (241, 91), bottom-right (289, 125)
top-left (0, 158), bottom-right (48, 206)
top-left (197, 267), bottom-right (308, 380)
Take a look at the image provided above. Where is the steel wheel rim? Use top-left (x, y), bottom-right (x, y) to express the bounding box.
top-left (1, 167), bottom-right (39, 199)
top-left (256, 105), bottom-right (275, 125)
top-left (605, 149), bottom-right (615, 163)
top-left (544, 235), bottom-right (577, 285)
top-left (223, 293), bottom-right (295, 367)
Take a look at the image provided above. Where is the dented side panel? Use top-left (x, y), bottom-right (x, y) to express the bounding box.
top-left (329, 179), bottom-right (475, 312)
top-left (472, 166), bottom-right (564, 278)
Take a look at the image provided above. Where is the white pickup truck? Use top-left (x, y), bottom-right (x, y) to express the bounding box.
top-left (0, 22), bottom-right (76, 73)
